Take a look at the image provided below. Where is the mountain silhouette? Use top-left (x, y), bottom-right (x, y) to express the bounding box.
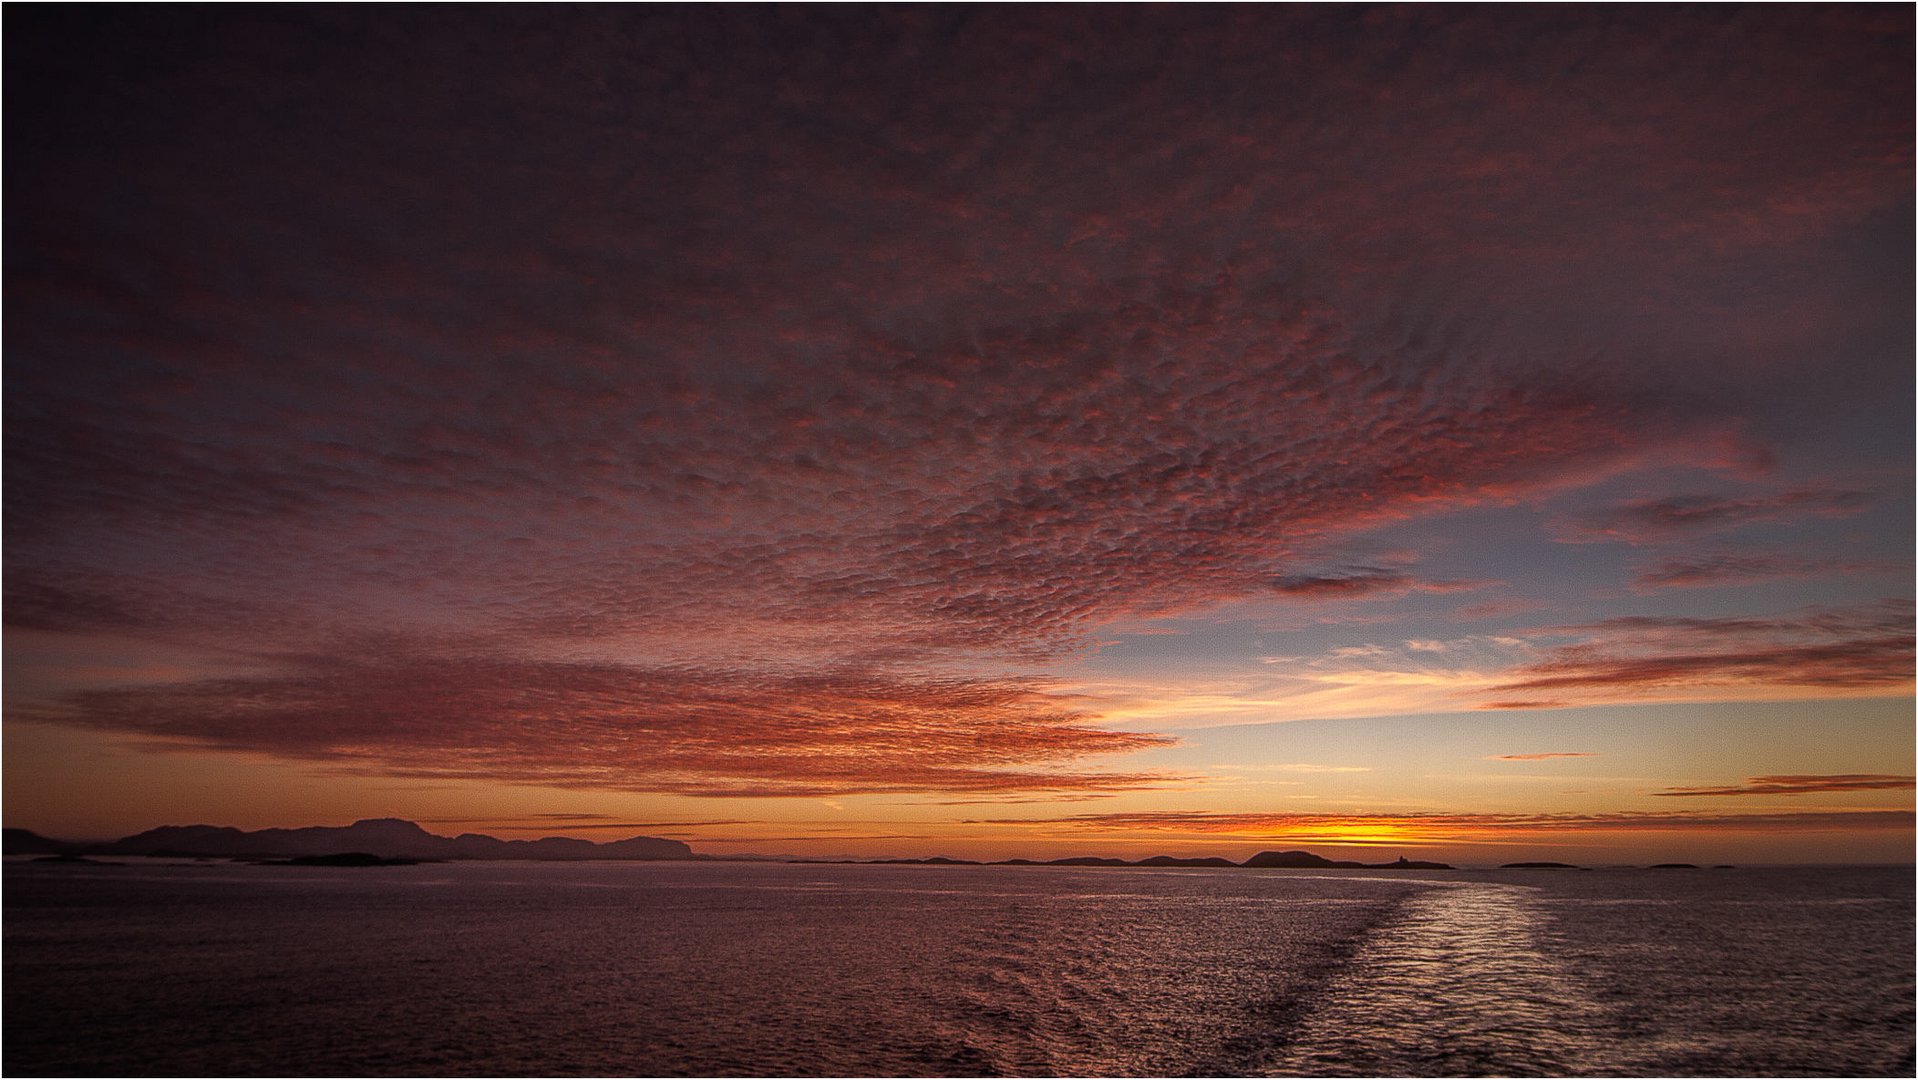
top-left (4, 828), bottom-right (77, 856)
top-left (14, 822), bottom-right (1456, 870)
top-left (97, 818), bottom-right (690, 861)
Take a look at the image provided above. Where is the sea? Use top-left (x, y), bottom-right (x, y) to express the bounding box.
top-left (4, 859), bottom-right (1911, 1077)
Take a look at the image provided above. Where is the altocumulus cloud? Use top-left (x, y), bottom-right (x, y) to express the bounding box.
top-left (24, 651), bottom-right (1172, 796)
top-left (6, 7), bottom-right (1910, 793)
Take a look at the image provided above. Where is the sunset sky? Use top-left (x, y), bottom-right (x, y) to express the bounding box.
top-left (7, 7), bottom-right (1912, 864)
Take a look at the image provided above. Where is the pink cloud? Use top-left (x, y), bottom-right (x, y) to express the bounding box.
top-left (27, 650), bottom-right (1177, 797)
top-left (6, 8), bottom-right (1910, 794)
top-left (1487, 601), bottom-right (1913, 701)
top-left (1630, 552), bottom-right (1891, 592)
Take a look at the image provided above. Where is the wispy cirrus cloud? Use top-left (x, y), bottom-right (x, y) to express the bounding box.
top-left (1487, 752), bottom-right (1597, 761)
top-left (1558, 489), bottom-right (1875, 545)
top-left (1652, 775), bottom-right (1915, 798)
top-left (1486, 601), bottom-right (1914, 703)
top-left (1630, 552), bottom-right (1894, 593)
top-left (1104, 599), bottom-right (1909, 730)
top-left (1268, 763), bottom-right (1374, 773)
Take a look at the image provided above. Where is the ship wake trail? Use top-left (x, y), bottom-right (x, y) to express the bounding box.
top-left (1265, 882), bottom-right (1617, 1077)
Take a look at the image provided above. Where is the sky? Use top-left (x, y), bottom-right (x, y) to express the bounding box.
top-left (6, 6), bottom-right (1912, 865)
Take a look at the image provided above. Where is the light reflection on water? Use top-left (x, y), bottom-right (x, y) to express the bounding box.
top-left (3, 860), bottom-right (1911, 1076)
top-left (1268, 882), bottom-right (1615, 1076)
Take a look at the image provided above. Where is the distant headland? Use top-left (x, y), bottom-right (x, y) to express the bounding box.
top-left (3, 819), bottom-right (690, 862)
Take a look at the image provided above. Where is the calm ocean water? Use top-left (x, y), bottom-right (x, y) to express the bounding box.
top-left (4, 859), bottom-right (1911, 1077)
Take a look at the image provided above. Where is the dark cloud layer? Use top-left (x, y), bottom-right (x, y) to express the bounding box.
top-left (1652, 774), bottom-right (1916, 798)
top-left (6, 8), bottom-right (1910, 792)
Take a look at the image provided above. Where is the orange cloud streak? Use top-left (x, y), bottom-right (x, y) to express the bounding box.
top-left (1652, 774), bottom-right (1916, 797)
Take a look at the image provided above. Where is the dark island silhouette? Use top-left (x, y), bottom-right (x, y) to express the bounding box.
top-left (1, 825), bottom-right (1750, 876)
top-left (9, 826), bottom-right (1458, 870)
top-left (1240, 850), bottom-right (1451, 869)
